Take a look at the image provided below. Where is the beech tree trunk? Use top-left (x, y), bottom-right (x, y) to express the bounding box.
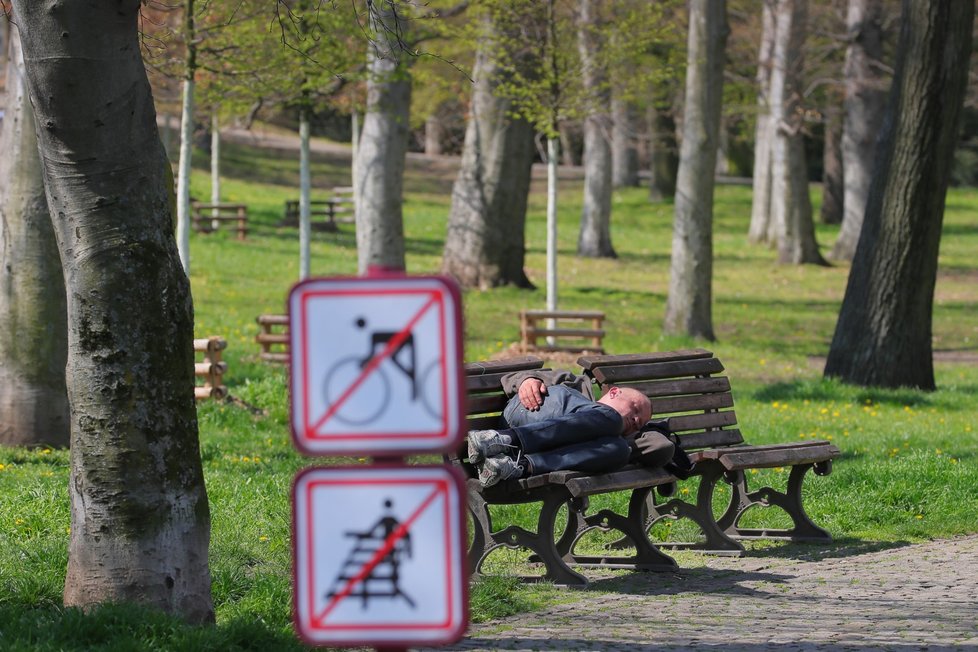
top-left (424, 114), bottom-right (444, 156)
top-left (663, 0), bottom-right (728, 341)
top-left (0, 25), bottom-right (69, 448)
top-left (748, 0), bottom-right (777, 244)
top-left (820, 106), bottom-right (844, 225)
top-left (576, 0), bottom-right (616, 259)
top-left (831, 0), bottom-right (886, 261)
top-left (611, 94), bottom-right (640, 188)
top-left (824, 1), bottom-right (973, 390)
top-left (441, 36), bottom-right (535, 289)
top-left (769, 0), bottom-right (826, 265)
top-left (12, 0), bottom-right (213, 621)
top-left (647, 102), bottom-right (679, 201)
top-left (354, 5), bottom-right (410, 274)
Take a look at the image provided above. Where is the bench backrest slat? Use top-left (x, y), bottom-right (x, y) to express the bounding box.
top-left (590, 357), bottom-right (724, 384)
top-left (579, 348), bottom-right (713, 369)
top-left (626, 376), bottom-right (731, 397)
top-left (581, 351), bottom-right (745, 451)
top-left (651, 391), bottom-right (734, 415)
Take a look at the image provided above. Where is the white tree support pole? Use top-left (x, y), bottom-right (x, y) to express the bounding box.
top-left (176, 78), bottom-right (195, 275)
top-left (351, 110), bottom-right (360, 210)
top-left (299, 109), bottom-right (312, 280)
top-left (210, 112), bottom-right (221, 229)
top-left (546, 136), bottom-right (559, 342)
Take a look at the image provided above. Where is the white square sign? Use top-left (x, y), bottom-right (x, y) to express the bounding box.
top-left (292, 465), bottom-right (468, 647)
top-left (288, 276), bottom-right (465, 456)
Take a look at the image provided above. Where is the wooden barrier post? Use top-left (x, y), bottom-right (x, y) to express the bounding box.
top-left (256, 314), bottom-right (290, 364)
top-left (193, 336), bottom-right (228, 400)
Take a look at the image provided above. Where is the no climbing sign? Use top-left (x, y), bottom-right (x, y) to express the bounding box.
top-left (292, 464), bottom-right (468, 647)
top-left (288, 275), bottom-right (465, 456)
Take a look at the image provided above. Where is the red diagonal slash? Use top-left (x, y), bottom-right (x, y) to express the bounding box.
top-left (312, 293), bottom-right (439, 434)
top-left (313, 485), bottom-right (442, 626)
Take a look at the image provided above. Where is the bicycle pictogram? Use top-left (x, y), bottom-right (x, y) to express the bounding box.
top-left (323, 316), bottom-right (442, 425)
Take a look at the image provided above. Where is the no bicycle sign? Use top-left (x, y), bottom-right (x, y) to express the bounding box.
top-left (288, 275), bottom-right (465, 456)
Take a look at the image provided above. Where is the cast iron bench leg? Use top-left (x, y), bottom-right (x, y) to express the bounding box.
top-left (717, 462), bottom-right (833, 542)
top-left (649, 461), bottom-right (745, 556)
top-left (469, 489), bottom-right (588, 587)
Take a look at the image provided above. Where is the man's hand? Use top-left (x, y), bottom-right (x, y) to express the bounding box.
top-left (518, 378), bottom-right (547, 410)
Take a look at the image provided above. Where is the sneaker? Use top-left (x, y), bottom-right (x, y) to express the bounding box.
top-left (478, 454), bottom-right (522, 488)
top-left (467, 429), bottom-right (513, 464)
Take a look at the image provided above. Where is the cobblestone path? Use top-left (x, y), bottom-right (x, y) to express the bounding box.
top-left (440, 536), bottom-right (978, 651)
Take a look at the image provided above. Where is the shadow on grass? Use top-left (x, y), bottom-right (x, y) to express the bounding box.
top-left (751, 380), bottom-right (937, 408)
top-left (0, 601), bottom-right (303, 651)
top-left (737, 536), bottom-right (913, 562)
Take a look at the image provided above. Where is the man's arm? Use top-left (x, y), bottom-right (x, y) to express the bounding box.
top-left (499, 369), bottom-right (595, 410)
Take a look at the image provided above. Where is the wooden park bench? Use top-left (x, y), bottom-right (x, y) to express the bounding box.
top-left (255, 314), bottom-right (289, 364)
top-left (456, 356), bottom-right (696, 588)
top-left (194, 336), bottom-right (228, 400)
top-left (281, 187), bottom-right (355, 232)
top-left (578, 348), bottom-right (842, 552)
top-left (519, 310), bottom-right (605, 354)
top-left (191, 202), bottom-right (248, 240)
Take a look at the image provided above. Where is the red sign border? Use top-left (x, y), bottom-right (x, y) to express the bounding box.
top-left (291, 464), bottom-right (470, 647)
top-left (287, 275), bottom-right (466, 457)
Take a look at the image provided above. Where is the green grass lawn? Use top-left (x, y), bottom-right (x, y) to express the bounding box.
top-left (0, 134), bottom-right (976, 649)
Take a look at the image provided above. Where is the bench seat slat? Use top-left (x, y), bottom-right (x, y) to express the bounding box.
top-left (522, 310), bottom-right (604, 319)
top-left (592, 357), bottom-right (725, 384)
top-left (708, 443), bottom-right (841, 470)
top-left (465, 356), bottom-right (544, 374)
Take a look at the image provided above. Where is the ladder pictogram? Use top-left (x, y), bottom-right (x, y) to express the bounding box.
top-left (326, 499), bottom-right (416, 609)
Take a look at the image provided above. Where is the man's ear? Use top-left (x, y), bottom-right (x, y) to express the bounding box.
top-left (606, 386), bottom-right (620, 398)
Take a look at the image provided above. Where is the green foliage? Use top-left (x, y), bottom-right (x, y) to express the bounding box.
top-left (1, 135), bottom-right (976, 644)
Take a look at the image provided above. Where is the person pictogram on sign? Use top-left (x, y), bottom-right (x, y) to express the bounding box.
top-left (357, 316), bottom-right (418, 399)
top-left (326, 498), bottom-right (416, 609)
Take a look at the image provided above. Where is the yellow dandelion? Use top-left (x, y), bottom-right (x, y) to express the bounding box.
top-left (680, 487), bottom-right (690, 496)
top-left (750, 469), bottom-right (758, 475)
top-left (935, 449), bottom-right (942, 455)
top-left (0, 464), bottom-right (5, 471)
top-left (798, 433), bottom-right (807, 439)
top-left (826, 435), bottom-right (834, 441)
top-left (775, 467), bottom-right (784, 473)
top-left (915, 515), bottom-right (923, 520)
top-left (15, 519), bottom-right (24, 525)
top-left (259, 536), bottom-right (269, 542)
top-left (759, 359), bottom-right (767, 366)
top-left (832, 411), bottom-right (840, 418)
top-left (772, 401), bottom-right (780, 408)
top-left (819, 408), bottom-right (828, 415)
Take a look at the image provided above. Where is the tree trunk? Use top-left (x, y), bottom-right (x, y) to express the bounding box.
top-left (299, 106), bottom-right (312, 280)
top-left (12, 0), bottom-right (213, 622)
top-left (824, 1), bottom-right (973, 390)
top-left (611, 94), bottom-right (640, 188)
top-left (441, 40), bottom-right (535, 289)
top-left (354, 5), bottom-right (410, 274)
top-left (0, 25), bottom-right (69, 448)
top-left (748, 0), bottom-right (776, 244)
top-left (647, 102), bottom-right (679, 201)
top-left (576, 0), bottom-right (616, 259)
top-left (663, 0), bottom-right (728, 341)
top-left (820, 106), bottom-right (844, 225)
top-left (424, 114), bottom-right (444, 156)
top-left (769, 0), bottom-right (826, 265)
top-left (831, 0), bottom-right (886, 261)
top-left (558, 122), bottom-right (579, 166)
